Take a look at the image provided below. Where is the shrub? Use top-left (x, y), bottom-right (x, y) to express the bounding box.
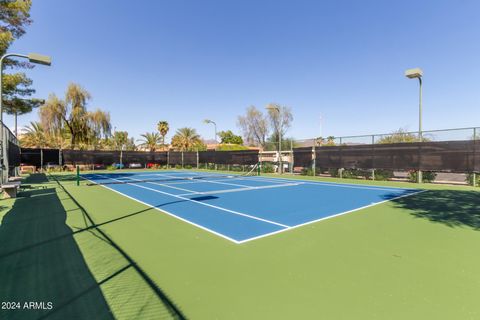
top-left (106, 165), bottom-right (116, 171)
top-left (301, 167), bottom-right (314, 176)
top-left (175, 164), bottom-right (182, 169)
top-left (373, 169), bottom-right (394, 181)
top-left (184, 165), bottom-right (192, 169)
top-left (408, 170), bottom-right (436, 183)
top-left (466, 173), bottom-right (480, 186)
top-left (261, 162), bottom-right (275, 173)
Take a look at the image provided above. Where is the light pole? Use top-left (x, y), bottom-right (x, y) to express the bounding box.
top-left (0, 53), bottom-right (51, 183)
top-left (405, 67), bottom-right (423, 183)
top-left (266, 105), bottom-right (282, 174)
top-left (203, 119), bottom-right (217, 143)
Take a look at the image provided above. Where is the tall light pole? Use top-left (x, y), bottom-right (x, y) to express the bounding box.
top-left (203, 119), bottom-right (217, 143)
top-left (266, 105), bottom-right (282, 174)
top-left (0, 53), bottom-right (51, 183)
top-left (405, 67), bottom-right (423, 183)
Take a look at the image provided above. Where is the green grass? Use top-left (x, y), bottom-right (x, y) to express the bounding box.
top-left (2, 171), bottom-right (480, 319)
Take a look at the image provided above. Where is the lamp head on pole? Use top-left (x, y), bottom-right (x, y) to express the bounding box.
top-left (405, 67), bottom-right (423, 79)
top-left (27, 53), bottom-right (52, 66)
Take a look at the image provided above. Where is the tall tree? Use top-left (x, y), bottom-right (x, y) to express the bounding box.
top-left (266, 103), bottom-right (293, 146)
top-left (39, 83), bottom-right (111, 149)
top-left (237, 106), bottom-right (269, 147)
top-left (218, 130), bottom-right (243, 145)
top-left (1, 0), bottom-right (38, 122)
top-left (3, 97), bottom-right (43, 136)
top-left (157, 120), bottom-right (169, 149)
top-left (170, 127), bottom-right (202, 151)
top-left (137, 132), bottom-right (161, 151)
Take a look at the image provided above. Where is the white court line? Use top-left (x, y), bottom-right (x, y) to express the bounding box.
top-left (172, 170), bottom-right (418, 191)
top-left (152, 172), bottom-right (255, 189)
top-left (236, 189), bottom-right (428, 244)
top-left (90, 174), bottom-right (289, 229)
top-left (83, 176), bottom-right (243, 244)
top-left (177, 182), bottom-right (302, 197)
top-left (83, 173), bottom-right (427, 244)
top-left (241, 176), bottom-right (414, 192)
top-left (120, 176), bottom-right (200, 194)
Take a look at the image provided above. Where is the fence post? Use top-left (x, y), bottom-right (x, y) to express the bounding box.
top-left (167, 151), bottom-right (170, 169)
top-left (196, 150), bottom-right (199, 169)
top-left (59, 148), bottom-right (62, 171)
top-left (312, 139), bottom-right (316, 176)
top-left (371, 135), bottom-right (375, 180)
top-left (181, 151), bottom-right (184, 169)
top-left (40, 148), bottom-right (44, 173)
top-left (290, 139), bottom-right (294, 174)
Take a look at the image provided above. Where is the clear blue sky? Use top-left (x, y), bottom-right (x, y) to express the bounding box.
top-left (7, 0), bottom-right (480, 142)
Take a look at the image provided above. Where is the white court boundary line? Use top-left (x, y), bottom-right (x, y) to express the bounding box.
top-left (236, 189), bottom-right (428, 243)
top-left (152, 172), bottom-right (258, 189)
top-left (82, 176), bottom-right (243, 243)
top-left (177, 182), bottom-right (302, 197)
top-left (90, 174), bottom-right (289, 229)
top-left (116, 176), bottom-right (200, 194)
top-left (82, 173), bottom-right (427, 244)
top-left (139, 170), bottom-right (415, 192)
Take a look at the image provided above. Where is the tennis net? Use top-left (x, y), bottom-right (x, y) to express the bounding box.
top-left (85, 163), bottom-right (259, 186)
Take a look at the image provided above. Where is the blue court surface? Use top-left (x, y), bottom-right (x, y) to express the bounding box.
top-left (82, 171), bottom-right (421, 243)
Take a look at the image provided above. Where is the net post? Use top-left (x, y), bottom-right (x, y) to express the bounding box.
top-left (76, 165), bottom-right (80, 186)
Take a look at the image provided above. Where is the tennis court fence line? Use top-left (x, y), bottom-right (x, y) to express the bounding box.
top-left (19, 126), bottom-right (480, 175)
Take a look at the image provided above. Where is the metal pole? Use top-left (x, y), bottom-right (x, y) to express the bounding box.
top-left (312, 139), bottom-right (316, 176)
top-left (418, 77), bottom-right (423, 183)
top-left (14, 112), bottom-right (17, 138)
top-left (40, 148), bottom-right (44, 172)
top-left (290, 139), bottom-right (294, 174)
top-left (371, 135), bottom-right (375, 180)
top-left (279, 130), bottom-right (282, 174)
top-left (474, 127), bottom-right (477, 187)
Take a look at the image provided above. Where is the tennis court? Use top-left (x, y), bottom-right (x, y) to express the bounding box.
top-left (83, 171), bottom-right (422, 243)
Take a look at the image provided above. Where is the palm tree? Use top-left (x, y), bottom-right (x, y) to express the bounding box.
top-left (137, 132), bottom-right (161, 151)
top-left (157, 121), bottom-right (169, 150)
top-left (171, 127), bottom-right (201, 151)
top-left (326, 136), bottom-right (335, 146)
top-left (21, 122), bottom-right (47, 148)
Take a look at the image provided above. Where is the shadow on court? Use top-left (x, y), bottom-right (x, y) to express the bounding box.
top-left (0, 174), bottom-right (114, 320)
top-left (391, 189), bottom-right (480, 230)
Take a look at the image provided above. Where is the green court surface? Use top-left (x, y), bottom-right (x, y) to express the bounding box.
top-left (1, 171), bottom-right (480, 319)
